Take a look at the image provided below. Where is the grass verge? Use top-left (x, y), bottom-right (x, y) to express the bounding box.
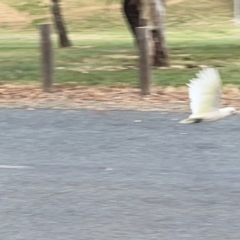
top-left (0, 28), bottom-right (240, 87)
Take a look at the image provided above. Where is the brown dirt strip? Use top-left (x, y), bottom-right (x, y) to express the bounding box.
top-left (0, 84), bottom-right (239, 112)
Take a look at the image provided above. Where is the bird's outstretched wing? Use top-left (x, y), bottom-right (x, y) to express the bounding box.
top-left (187, 67), bottom-right (222, 116)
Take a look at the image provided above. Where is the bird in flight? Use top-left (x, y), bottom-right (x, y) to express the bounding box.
top-left (180, 67), bottom-right (237, 123)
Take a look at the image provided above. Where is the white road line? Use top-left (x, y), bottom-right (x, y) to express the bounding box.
top-left (0, 165), bottom-right (32, 169)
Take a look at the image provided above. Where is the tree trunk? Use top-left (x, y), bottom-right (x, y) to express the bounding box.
top-left (151, 0), bottom-right (169, 66)
top-left (122, 0), bottom-right (140, 46)
top-left (122, 0), bottom-right (168, 67)
top-left (51, 0), bottom-right (71, 48)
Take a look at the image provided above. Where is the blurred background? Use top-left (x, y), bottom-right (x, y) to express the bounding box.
top-left (0, 0), bottom-right (239, 87)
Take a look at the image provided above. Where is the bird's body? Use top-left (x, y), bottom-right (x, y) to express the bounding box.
top-left (180, 67), bottom-right (236, 124)
top-left (181, 107), bottom-right (236, 123)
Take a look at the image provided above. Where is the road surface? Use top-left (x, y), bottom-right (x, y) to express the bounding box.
top-left (1, 108), bottom-right (240, 240)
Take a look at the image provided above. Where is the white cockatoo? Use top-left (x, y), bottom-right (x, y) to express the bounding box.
top-left (180, 67), bottom-right (237, 123)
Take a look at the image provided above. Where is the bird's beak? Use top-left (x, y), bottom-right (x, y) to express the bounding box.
top-left (234, 110), bottom-right (239, 115)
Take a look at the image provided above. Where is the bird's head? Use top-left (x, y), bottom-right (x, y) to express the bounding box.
top-left (220, 107), bottom-right (237, 116)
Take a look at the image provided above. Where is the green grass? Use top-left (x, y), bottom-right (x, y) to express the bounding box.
top-left (0, 0), bottom-right (48, 15)
top-left (0, 0), bottom-right (239, 87)
top-left (0, 29), bottom-right (240, 87)
top-left (0, 0), bottom-right (236, 31)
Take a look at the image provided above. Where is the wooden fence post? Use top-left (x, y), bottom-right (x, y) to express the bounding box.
top-left (39, 23), bottom-right (54, 92)
top-left (136, 27), bottom-right (151, 95)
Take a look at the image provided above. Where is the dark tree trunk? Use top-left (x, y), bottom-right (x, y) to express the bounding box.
top-left (122, 0), bottom-right (140, 41)
top-left (51, 0), bottom-right (71, 48)
top-left (122, 0), bottom-right (168, 67)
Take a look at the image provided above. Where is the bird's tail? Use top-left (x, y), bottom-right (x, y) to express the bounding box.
top-left (179, 118), bottom-right (203, 124)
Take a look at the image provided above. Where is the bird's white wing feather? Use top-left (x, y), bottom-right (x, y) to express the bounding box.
top-left (187, 67), bottom-right (222, 115)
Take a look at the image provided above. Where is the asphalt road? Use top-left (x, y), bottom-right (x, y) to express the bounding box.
top-left (1, 108), bottom-right (240, 240)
